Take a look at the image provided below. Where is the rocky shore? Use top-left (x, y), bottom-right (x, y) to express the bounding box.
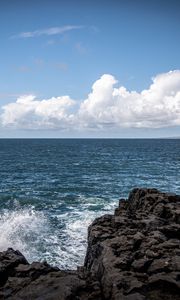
top-left (0, 188), bottom-right (180, 299)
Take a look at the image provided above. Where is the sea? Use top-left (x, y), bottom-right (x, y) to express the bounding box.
top-left (0, 138), bottom-right (179, 269)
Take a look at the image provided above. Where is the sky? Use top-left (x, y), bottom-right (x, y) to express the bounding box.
top-left (0, 0), bottom-right (180, 138)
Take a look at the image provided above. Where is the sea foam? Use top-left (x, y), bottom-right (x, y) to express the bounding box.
top-left (0, 198), bottom-right (117, 269)
top-left (0, 208), bottom-right (48, 261)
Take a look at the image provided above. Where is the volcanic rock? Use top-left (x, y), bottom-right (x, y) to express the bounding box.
top-left (0, 188), bottom-right (179, 299)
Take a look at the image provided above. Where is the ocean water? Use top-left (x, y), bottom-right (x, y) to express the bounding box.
top-left (0, 138), bottom-right (179, 269)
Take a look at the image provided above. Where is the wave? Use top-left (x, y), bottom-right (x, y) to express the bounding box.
top-left (0, 208), bottom-right (48, 261)
top-left (0, 196), bottom-right (117, 269)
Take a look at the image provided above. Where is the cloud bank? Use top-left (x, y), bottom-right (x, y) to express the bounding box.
top-left (1, 70), bottom-right (180, 131)
top-left (1, 95), bottom-right (75, 129)
top-left (12, 25), bottom-right (83, 38)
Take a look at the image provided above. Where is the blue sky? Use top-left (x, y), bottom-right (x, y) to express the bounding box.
top-left (0, 0), bottom-right (180, 137)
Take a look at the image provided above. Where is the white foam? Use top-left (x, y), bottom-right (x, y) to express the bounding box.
top-left (0, 208), bottom-right (48, 262)
top-left (0, 197), bottom-right (117, 269)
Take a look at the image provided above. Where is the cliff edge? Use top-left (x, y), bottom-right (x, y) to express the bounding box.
top-left (0, 188), bottom-right (180, 299)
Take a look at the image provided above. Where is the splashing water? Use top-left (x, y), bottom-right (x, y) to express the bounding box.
top-left (0, 208), bottom-right (48, 262)
top-left (0, 199), bottom-right (117, 268)
top-left (0, 138), bottom-right (179, 268)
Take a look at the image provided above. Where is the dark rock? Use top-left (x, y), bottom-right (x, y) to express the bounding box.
top-left (85, 188), bottom-right (180, 299)
top-left (0, 248), bottom-right (28, 286)
top-left (0, 188), bottom-right (179, 299)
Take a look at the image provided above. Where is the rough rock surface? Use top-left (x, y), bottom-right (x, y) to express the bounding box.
top-left (0, 188), bottom-right (180, 299)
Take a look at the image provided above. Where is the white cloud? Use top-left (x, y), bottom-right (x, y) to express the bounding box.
top-left (12, 25), bottom-right (83, 39)
top-left (78, 71), bottom-right (180, 129)
top-left (1, 70), bottom-right (180, 131)
top-left (1, 95), bottom-right (75, 129)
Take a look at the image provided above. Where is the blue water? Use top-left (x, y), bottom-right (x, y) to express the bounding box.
top-left (0, 139), bottom-right (179, 268)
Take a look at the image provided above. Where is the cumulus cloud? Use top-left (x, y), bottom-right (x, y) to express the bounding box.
top-left (79, 71), bottom-right (180, 128)
top-left (12, 25), bottom-right (83, 39)
top-left (1, 70), bottom-right (180, 130)
top-left (1, 95), bottom-right (75, 129)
